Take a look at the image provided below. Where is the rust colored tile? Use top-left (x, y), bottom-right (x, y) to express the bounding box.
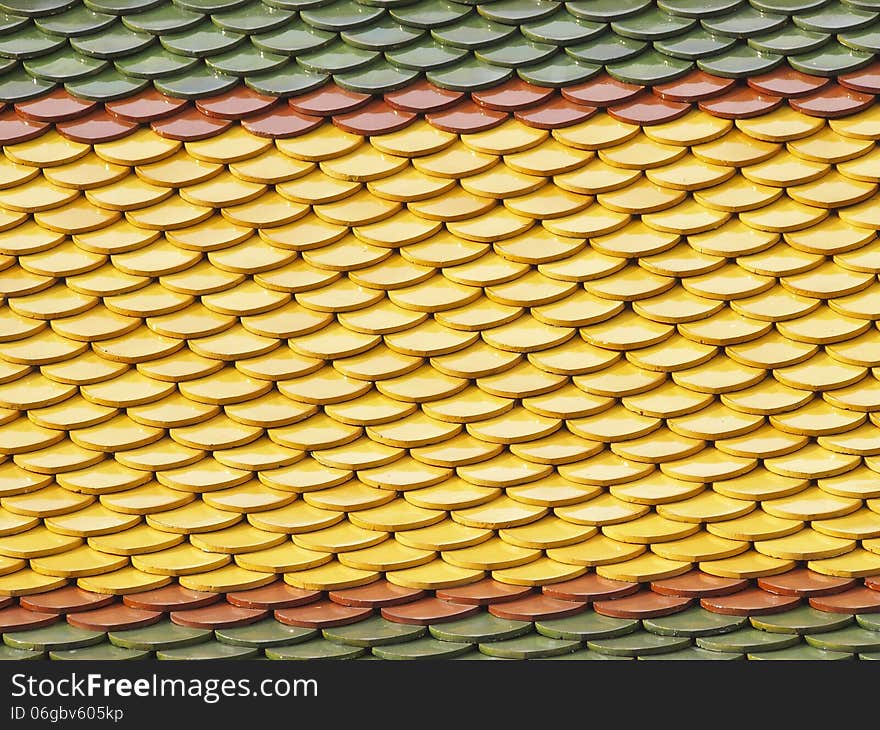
top-left (747, 68), bottom-right (830, 98)
top-left (67, 605), bottom-right (161, 632)
top-left (426, 100), bottom-right (508, 134)
top-left (472, 79), bottom-right (553, 112)
top-left (289, 84), bottom-right (370, 117)
top-left (275, 599), bottom-right (372, 628)
top-left (105, 89), bottom-right (189, 123)
top-left (698, 86), bottom-right (783, 119)
top-left (122, 584), bottom-right (221, 612)
top-left (543, 574), bottom-right (640, 603)
top-left (227, 582), bottom-right (322, 610)
top-left (865, 575), bottom-right (880, 592)
top-left (20, 586), bottom-right (114, 614)
top-left (655, 71), bottom-right (735, 102)
top-left (57, 109), bottom-right (137, 144)
top-left (151, 107), bottom-right (233, 142)
top-left (0, 597), bottom-right (12, 610)
top-left (594, 591), bottom-right (692, 619)
top-left (242, 106), bottom-right (323, 138)
top-left (385, 80), bottom-right (463, 114)
top-left (515, 97), bottom-right (596, 129)
top-left (840, 62), bottom-right (880, 94)
top-left (609, 96), bottom-right (691, 126)
top-left (329, 581), bottom-right (425, 608)
top-left (791, 85), bottom-right (874, 118)
top-left (0, 606), bottom-right (58, 632)
top-left (436, 578), bottom-right (532, 606)
top-left (488, 594), bottom-right (586, 622)
top-left (0, 110), bottom-right (48, 145)
top-left (701, 588), bottom-right (800, 616)
top-left (171, 604), bottom-right (268, 629)
top-left (381, 597), bottom-right (479, 625)
top-left (15, 89), bottom-right (97, 122)
top-left (333, 100), bottom-right (415, 136)
top-left (651, 571), bottom-right (749, 598)
top-left (809, 587), bottom-right (880, 614)
top-left (196, 88), bottom-right (278, 120)
top-left (759, 569), bottom-right (856, 597)
top-left (562, 76), bottom-right (644, 108)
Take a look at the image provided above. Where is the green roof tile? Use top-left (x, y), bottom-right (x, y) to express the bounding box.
top-left (71, 22), bottom-right (156, 58)
top-left (244, 63), bottom-right (327, 93)
top-left (478, 0), bottom-right (561, 25)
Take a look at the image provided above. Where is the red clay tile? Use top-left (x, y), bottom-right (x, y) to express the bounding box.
top-left (275, 599), bottom-right (371, 628)
top-left (748, 68), bottom-right (830, 98)
top-left (0, 596), bottom-right (13, 610)
top-left (865, 575), bottom-right (880, 592)
top-left (488, 594), bottom-right (586, 622)
top-left (759, 569), bottom-right (856, 597)
top-left (122, 585), bottom-right (221, 612)
top-left (381, 597), bottom-right (479, 625)
top-left (701, 588), bottom-right (800, 616)
top-left (15, 89), bottom-right (97, 122)
top-left (543, 574), bottom-right (640, 603)
top-left (289, 84), bottom-right (370, 117)
top-left (0, 606), bottom-right (58, 632)
top-left (196, 87), bottom-right (278, 120)
top-left (515, 97), bottom-right (596, 129)
top-left (609, 96), bottom-right (691, 125)
top-left (472, 79), bottom-right (553, 112)
top-left (426, 100), bottom-right (508, 134)
top-left (652, 571), bottom-right (749, 598)
top-left (809, 587), bottom-right (880, 614)
top-left (67, 605), bottom-right (161, 632)
top-left (57, 109), bottom-right (137, 144)
top-left (171, 604), bottom-right (268, 629)
top-left (241, 105), bottom-right (322, 138)
top-left (333, 100), bottom-right (415, 136)
top-left (105, 89), bottom-right (189, 123)
top-left (385, 80), bottom-right (463, 114)
top-left (562, 76), bottom-right (644, 108)
top-left (655, 70), bottom-right (735, 102)
top-left (595, 591), bottom-right (692, 619)
top-left (226, 582), bottom-right (322, 610)
top-left (19, 586), bottom-right (115, 614)
top-left (151, 107), bottom-right (232, 141)
top-left (329, 581), bottom-right (425, 608)
top-left (699, 86), bottom-right (784, 119)
top-left (840, 62), bottom-right (880, 94)
top-left (791, 84), bottom-right (875, 118)
top-left (0, 111), bottom-right (48, 145)
top-left (436, 578), bottom-right (533, 606)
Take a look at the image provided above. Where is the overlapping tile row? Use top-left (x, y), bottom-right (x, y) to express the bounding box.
top-left (6, 106), bottom-right (880, 605)
top-left (4, 572), bottom-right (880, 660)
top-left (8, 0), bottom-right (880, 103)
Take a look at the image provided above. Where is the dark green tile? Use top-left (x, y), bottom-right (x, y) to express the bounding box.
top-left (748, 25), bottom-right (830, 53)
top-left (427, 56), bottom-right (513, 90)
top-left (429, 613), bottom-right (531, 643)
top-left (0, 13), bottom-right (29, 34)
top-left (696, 627), bottom-right (801, 653)
top-left (432, 15), bottom-right (517, 49)
top-left (607, 48), bottom-right (693, 83)
top-left (0, 69), bottom-right (56, 101)
top-left (566, 0), bottom-right (652, 22)
top-left (341, 19), bottom-right (424, 50)
top-left (856, 614), bottom-right (880, 631)
top-left (696, 46), bottom-right (784, 77)
top-left (701, 8), bottom-right (788, 37)
top-left (0, 27), bottom-right (67, 59)
top-left (751, 0), bottom-right (828, 11)
top-left (206, 45), bottom-right (288, 75)
top-left (566, 35), bottom-right (647, 64)
top-left (840, 27), bottom-right (880, 51)
top-left (373, 637), bottom-right (473, 659)
top-left (160, 21), bottom-right (246, 57)
top-left (109, 621), bottom-right (213, 651)
top-left (24, 50), bottom-right (109, 82)
top-left (611, 7), bottom-right (697, 40)
top-left (300, 0), bottom-right (385, 31)
top-left (121, 4), bottom-right (205, 34)
top-left (72, 22), bottom-right (155, 59)
top-left (521, 13), bottom-right (606, 45)
top-left (322, 615), bottom-right (426, 647)
top-left (519, 54), bottom-right (601, 85)
top-left (211, 2), bottom-right (294, 33)
top-left (793, 3), bottom-right (877, 32)
top-left (264, 0), bottom-right (336, 8)
top-left (50, 644), bottom-right (149, 661)
top-left (750, 606), bottom-right (854, 635)
top-left (0, 0), bottom-right (76, 17)
top-left (806, 626), bottom-right (880, 653)
top-left (35, 6), bottom-right (116, 37)
top-left (587, 633), bottom-right (691, 657)
top-left (154, 64), bottom-right (239, 97)
top-left (114, 45), bottom-right (200, 77)
top-left (748, 644), bottom-right (853, 660)
top-left (639, 647), bottom-right (744, 660)
top-left (535, 649), bottom-right (633, 660)
top-left (654, 27), bottom-right (737, 59)
top-left (789, 39), bottom-right (873, 73)
top-left (245, 65), bottom-right (328, 95)
top-left (298, 39), bottom-right (379, 72)
top-left (4, 624), bottom-right (105, 652)
top-left (476, 37), bottom-right (557, 67)
top-left (175, 0), bottom-right (249, 11)
top-left (216, 619), bottom-right (318, 648)
top-left (843, 0), bottom-right (880, 8)
top-left (84, 0), bottom-right (164, 12)
top-left (643, 608), bottom-right (747, 638)
top-left (334, 59), bottom-right (419, 92)
top-left (252, 21), bottom-right (334, 55)
top-left (658, 0), bottom-right (744, 16)
top-left (478, 0), bottom-right (560, 25)
top-left (158, 642), bottom-right (259, 660)
top-left (386, 36), bottom-right (467, 70)
top-left (266, 639), bottom-right (366, 660)
top-left (389, 0), bottom-right (472, 30)
top-left (453, 652), bottom-right (508, 659)
top-left (0, 645), bottom-right (45, 660)
top-left (536, 612), bottom-right (639, 641)
top-left (479, 634), bottom-right (582, 659)
top-left (860, 651), bottom-right (880, 659)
